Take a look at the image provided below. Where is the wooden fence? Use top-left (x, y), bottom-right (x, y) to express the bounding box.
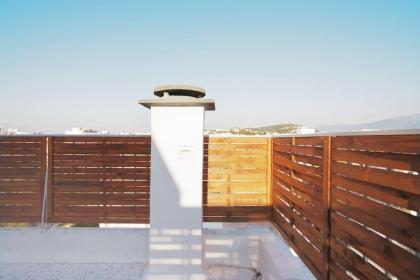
top-left (0, 136), bottom-right (272, 224)
top-left (0, 137), bottom-right (46, 222)
top-left (203, 137), bottom-right (272, 222)
top-left (272, 136), bottom-right (328, 279)
top-left (50, 136), bottom-right (151, 224)
top-left (329, 135), bottom-right (419, 280)
top-left (272, 134), bottom-right (420, 280)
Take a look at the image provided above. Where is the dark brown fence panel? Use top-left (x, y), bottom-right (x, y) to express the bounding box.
top-left (50, 136), bottom-right (151, 224)
top-left (203, 137), bottom-right (272, 222)
top-left (330, 135), bottom-right (420, 280)
top-left (0, 136), bottom-right (46, 223)
top-left (272, 136), bottom-right (328, 279)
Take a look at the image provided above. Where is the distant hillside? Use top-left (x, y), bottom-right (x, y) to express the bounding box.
top-left (207, 123), bottom-right (301, 135)
top-left (249, 123), bottom-right (300, 134)
top-left (318, 113), bottom-right (420, 133)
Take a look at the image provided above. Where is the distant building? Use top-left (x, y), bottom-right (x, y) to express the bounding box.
top-left (296, 126), bottom-right (316, 134)
top-left (65, 128), bottom-right (109, 135)
top-left (119, 131), bottom-right (150, 136)
top-left (5, 128), bottom-right (31, 135)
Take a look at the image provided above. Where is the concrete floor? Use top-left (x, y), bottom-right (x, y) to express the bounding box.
top-left (0, 223), bottom-right (315, 280)
top-left (0, 264), bottom-right (258, 280)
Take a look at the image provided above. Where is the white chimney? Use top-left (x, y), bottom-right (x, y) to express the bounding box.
top-left (139, 85), bottom-right (215, 280)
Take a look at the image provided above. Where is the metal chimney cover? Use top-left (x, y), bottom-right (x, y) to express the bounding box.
top-left (154, 85), bottom-right (206, 98)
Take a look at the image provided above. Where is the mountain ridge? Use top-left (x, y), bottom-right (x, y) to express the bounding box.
top-left (317, 113), bottom-right (420, 133)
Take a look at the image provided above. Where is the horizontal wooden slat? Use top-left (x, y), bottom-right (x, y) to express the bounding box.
top-left (0, 162), bottom-right (42, 168)
top-left (52, 136), bottom-right (150, 143)
top-left (0, 205), bottom-right (41, 216)
top-left (53, 173), bottom-right (149, 180)
top-left (207, 156), bottom-right (267, 164)
top-left (0, 193), bottom-right (41, 204)
top-left (54, 192), bottom-right (149, 200)
top-left (54, 178), bottom-right (150, 187)
top-left (53, 161), bottom-right (150, 168)
top-left (53, 185), bottom-right (149, 193)
top-left (53, 167), bottom-right (149, 174)
top-left (332, 149), bottom-right (420, 172)
top-left (332, 161), bottom-right (420, 195)
top-left (332, 135), bottom-right (420, 154)
top-left (53, 154), bottom-right (150, 161)
top-left (0, 168), bottom-right (42, 175)
top-left (294, 137), bottom-right (326, 146)
top-left (273, 145), bottom-right (323, 157)
top-left (205, 193), bottom-right (267, 206)
top-left (207, 137), bottom-right (269, 144)
top-left (48, 216), bottom-right (149, 224)
top-left (206, 167), bottom-right (267, 175)
top-left (0, 216), bottom-right (41, 223)
top-left (0, 143), bottom-right (42, 149)
top-left (272, 138), bottom-right (293, 145)
top-left (54, 149), bottom-right (150, 155)
top-left (0, 136), bottom-right (45, 143)
top-left (54, 205), bottom-right (149, 216)
top-left (54, 143), bottom-right (150, 149)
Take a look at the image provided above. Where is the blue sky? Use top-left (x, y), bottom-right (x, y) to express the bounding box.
top-left (0, 0), bottom-right (419, 132)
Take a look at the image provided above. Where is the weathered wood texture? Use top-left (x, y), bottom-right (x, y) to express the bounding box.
top-left (330, 135), bottom-right (420, 280)
top-left (50, 136), bottom-right (151, 224)
top-left (273, 134), bottom-right (420, 280)
top-left (0, 137), bottom-right (46, 222)
top-left (203, 137), bottom-right (272, 222)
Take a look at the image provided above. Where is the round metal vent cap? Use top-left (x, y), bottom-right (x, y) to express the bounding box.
top-left (154, 85), bottom-right (206, 98)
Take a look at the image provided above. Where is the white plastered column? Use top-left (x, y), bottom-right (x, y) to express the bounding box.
top-left (143, 106), bottom-right (206, 280)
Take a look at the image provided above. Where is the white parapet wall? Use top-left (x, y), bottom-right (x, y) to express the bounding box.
top-left (0, 227), bottom-right (149, 263)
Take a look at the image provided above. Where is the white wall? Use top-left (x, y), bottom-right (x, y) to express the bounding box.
top-left (146, 106), bottom-right (206, 279)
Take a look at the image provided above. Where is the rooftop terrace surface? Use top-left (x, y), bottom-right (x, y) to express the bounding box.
top-left (0, 223), bottom-right (315, 280)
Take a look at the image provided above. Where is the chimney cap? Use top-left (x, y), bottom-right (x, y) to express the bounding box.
top-left (154, 85), bottom-right (206, 98)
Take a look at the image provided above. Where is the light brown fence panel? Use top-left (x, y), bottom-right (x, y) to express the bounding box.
top-left (0, 136), bottom-right (46, 223)
top-left (50, 136), bottom-right (151, 224)
top-left (330, 135), bottom-right (420, 280)
top-left (272, 136), bottom-right (327, 279)
top-left (203, 137), bottom-right (272, 222)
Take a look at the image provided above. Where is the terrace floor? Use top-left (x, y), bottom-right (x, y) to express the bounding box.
top-left (0, 223), bottom-right (315, 280)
